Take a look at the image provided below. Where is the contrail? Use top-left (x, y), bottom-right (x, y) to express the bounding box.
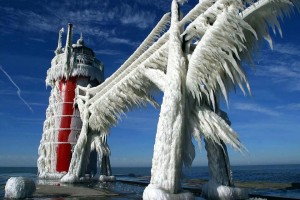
top-left (0, 65), bottom-right (34, 113)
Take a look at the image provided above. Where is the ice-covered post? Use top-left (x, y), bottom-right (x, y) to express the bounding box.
top-left (202, 108), bottom-right (247, 199)
top-left (92, 134), bottom-right (115, 182)
top-left (143, 1), bottom-right (193, 199)
top-left (203, 139), bottom-right (248, 199)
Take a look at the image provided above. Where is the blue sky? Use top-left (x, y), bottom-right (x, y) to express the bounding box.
top-left (0, 0), bottom-right (299, 167)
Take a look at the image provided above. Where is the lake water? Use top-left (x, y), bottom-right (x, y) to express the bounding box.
top-left (1, 165), bottom-right (300, 199)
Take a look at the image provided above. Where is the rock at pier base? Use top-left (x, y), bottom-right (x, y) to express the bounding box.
top-left (5, 177), bottom-right (36, 199)
top-left (202, 180), bottom-right (249, 200)
top-left (143, 184), bottom-right (194, 200)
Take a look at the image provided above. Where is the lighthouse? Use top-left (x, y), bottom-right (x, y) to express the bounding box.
top-left (38, 24), bottom-right (104, 178)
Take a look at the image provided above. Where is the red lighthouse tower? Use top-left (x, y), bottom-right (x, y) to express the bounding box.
top-left (56, 76), bottom-right (77, 172)
top-left (38, 24), bottom-right (104, 178)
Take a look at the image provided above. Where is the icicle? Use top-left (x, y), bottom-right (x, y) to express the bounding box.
top-left (191, 105), bottom-right (245, 152)
top-left (186, 4), bottom-right (255, 106)
top-left (241, 0), bottom-right (296, 51)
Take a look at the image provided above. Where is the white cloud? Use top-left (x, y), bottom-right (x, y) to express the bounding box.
top-left (254, 42), bottom-right (300, 92)
top-left (0, 7), bottom-right (58, 33)
top-left (134, 0), bottom-right (170, 11)
top-left (276, 103), bottom-right (300, 111)
top-left (234, 103), bottom-right (280, 117)
top-left (94, 49), bottom-right (122, 55)
top-left (272, 66), bottom-right (299, 78)
top-left (119, 4), bottom-right (155, 29)
top-left (274, 43), bottom-right (300, 56)
top-left (28, 37), bottom-right (47, 43)
top-left (256, 61), bottom-right (300, 79)
top-left (107, 37), bottom-right (139, 47)
top-left (76, 25), bottom-right (112, 38)
top-left (121, 14), bottom-right (152, 29)
top-left (17, 75), bottom-right (44, 83)
top-left (0, 1), bottom-right (157, 47)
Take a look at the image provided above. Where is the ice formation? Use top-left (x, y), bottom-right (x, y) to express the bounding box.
top-left (5, 177), bottom-right (36, 199)
top-left (37, 0), bottom-right (298, 199)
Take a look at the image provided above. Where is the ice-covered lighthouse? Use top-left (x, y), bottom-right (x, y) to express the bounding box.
top-left (37, 24), bottom-right (104, 178)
